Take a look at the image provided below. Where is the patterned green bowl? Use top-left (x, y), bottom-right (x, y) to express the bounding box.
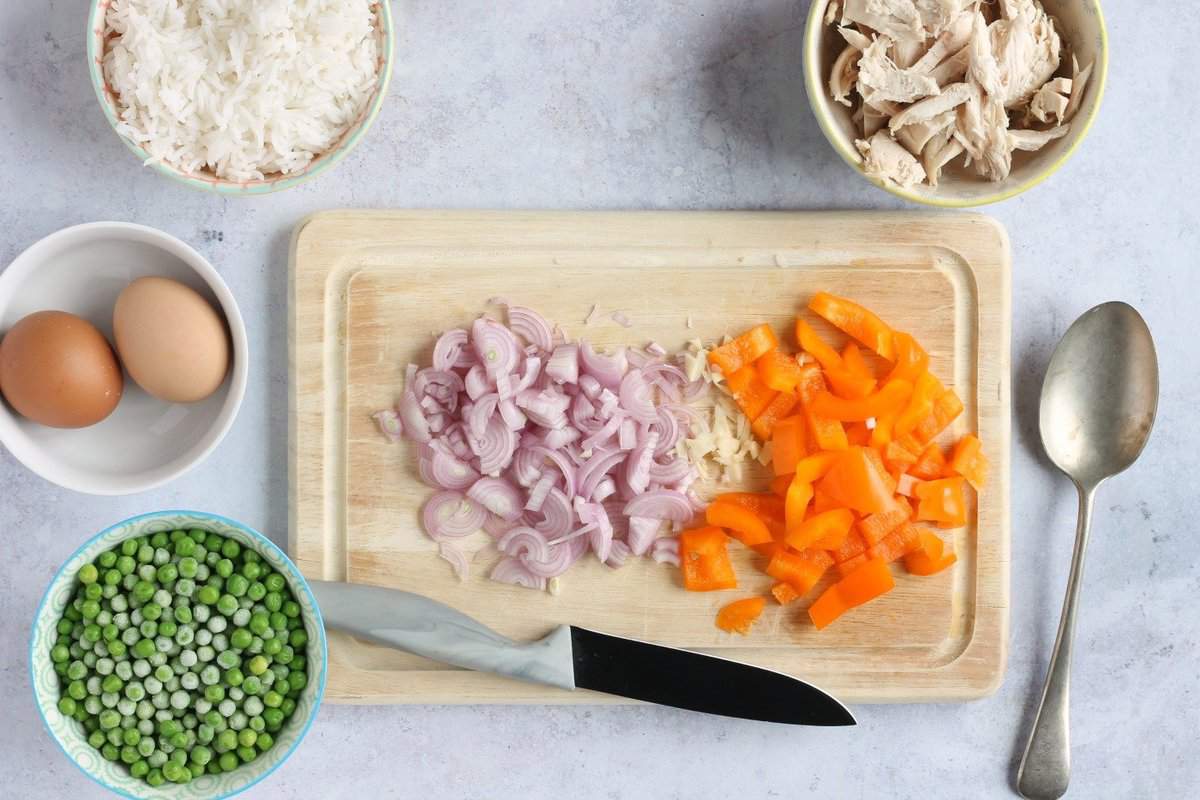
top-left (86, 0), bottom-right (394, 196)
top-left (30, 511), bottom-right (327, 800)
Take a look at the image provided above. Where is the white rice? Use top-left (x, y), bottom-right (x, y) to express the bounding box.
top-left (102, 0), bottom-right (381, 181)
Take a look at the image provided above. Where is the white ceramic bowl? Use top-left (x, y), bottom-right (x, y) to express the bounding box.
top-left (803, 0), bottom-right (1108, 206)
top-left (0, 223), bottom-right (248, 494)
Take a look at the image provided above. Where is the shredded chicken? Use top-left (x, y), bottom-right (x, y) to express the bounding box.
top-left (823, 0), bottom-right (1094, 187)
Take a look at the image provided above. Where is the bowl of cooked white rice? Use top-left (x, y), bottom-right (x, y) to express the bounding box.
top-left (87, 0), bottom-right (393, 195)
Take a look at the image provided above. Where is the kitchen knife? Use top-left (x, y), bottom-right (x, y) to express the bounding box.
top-left (309, 580), bottom-right (855, 726)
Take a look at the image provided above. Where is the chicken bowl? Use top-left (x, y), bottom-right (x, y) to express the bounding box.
top-left (804, 0), bottom-right (1107, 207)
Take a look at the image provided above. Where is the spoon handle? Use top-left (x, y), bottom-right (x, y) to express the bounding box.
top-left (1017, 484), bottom-right (1097, 800)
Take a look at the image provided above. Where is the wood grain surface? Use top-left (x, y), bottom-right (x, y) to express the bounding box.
top-left (289, 210), bottom-right (1011, 704)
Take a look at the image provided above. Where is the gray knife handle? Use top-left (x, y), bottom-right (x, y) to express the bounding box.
top-left (309, 580), bottom-right (576, 690)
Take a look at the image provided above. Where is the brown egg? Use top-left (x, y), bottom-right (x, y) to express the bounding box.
top-left (0, 311), bottom-right (124, 428)
top-left (113, 277), bottom-right (230, 404)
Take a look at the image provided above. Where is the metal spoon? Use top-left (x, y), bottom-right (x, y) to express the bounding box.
top-left (1017, 302), bottom-right (1159, 799)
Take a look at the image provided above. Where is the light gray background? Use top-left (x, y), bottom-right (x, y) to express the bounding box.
top-left (2, 1), bottom-right (1196, 798)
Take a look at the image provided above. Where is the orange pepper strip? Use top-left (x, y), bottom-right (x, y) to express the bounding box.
top-left (817, 447), bottom-right (899, 514)
top-left (756, 350), bottom-right (807, 393)
top-left (830, 529), bottom-right (868, 563)
top-left (808, 379), bottom-right (913, 422)
top-left (766, 549), bottom-right (833, 595)
top-left (784, 478), bottom-right (814, 534)
top-left (726, 365), bottom-right (778, 422)
top-left (794, 451), bottom-right (842, 483)
top-left (706, 502), bottom-right (773, 547)
top-left (835, 553), bottom-right (869, 577)
top-left (771, 582), bottom-right (801, 605)
top-left (885, 332), bottom-right (930, 384)
top-left (716, 597), bottom-right (767, 635)
top-left (786, 508), bottom-right (855, 550)
top-left (841, 341), bottom-right (876, 381)
top-left (809, 292), bottom-right (896, 361)
top-left (679, 527), bottom-right (738, 591)
top-left (794, 361), bottom-right (849, 451)
top-left (824, 366), bottom-right (878, 400)
top-left (795, 319), bottom-right (843, 371)
top-left (845, 421), bottom-right (871, 446)
top-left (708, 324), bottom-right (779, 377)
top-left (770, 473), bottom-right (793, 497)
top-left (947, 434), bottom-right (989, 490)
top-left (893, 371), bottom-right (944, 438)
top-left (883, 440), bottom-right (919, 474)
top-left (751, 391), bottom-right (799, 440)
top-left (910, 389), bottom-right (965, 445)
top-left (869, 409), bottom-right (897, 449)
top-left (867, 522), bottom-right (921, 563)
top-left (913, 477), bottom-right (968, 528)
top-left (857, 504), bottom-right (911, 546)
top-left (896, 473), bottom-right (921, 498)
top-left (811, 488), bottom-right (842, 514)
top-left (808, 556), bottom-right (895, 630)
top-left (908, 442), bottom-right (947, 480)
top-left (714, 493), bottom-right (786, 541)
top-left (904, 531), bottom-right (958, 575)
top-left (863, 447), bottom-right (897, 495)
top-left (771, 416), bottom-right (806, 477)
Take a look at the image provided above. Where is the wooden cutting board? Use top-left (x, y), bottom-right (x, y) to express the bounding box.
top-left (289, 210), bottom-right (1010, 704)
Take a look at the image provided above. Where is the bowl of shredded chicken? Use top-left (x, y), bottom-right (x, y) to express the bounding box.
top-left (804, 0), bottom-right (1106, 206)
top-left (88, 0), bottom-right (393, 195)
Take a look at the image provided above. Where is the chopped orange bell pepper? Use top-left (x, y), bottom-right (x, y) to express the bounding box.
top-left (756, 350), bottom-right (806, 393)
top-left (784, 477), bottom-right (814, 534)
top-left (829, 529), bottom-right (868, 564)
top-left (841, 341), bottom-right (875, 381)
top-left (708, 324), bottom-right (779, 377)
top-left (808, 556), bottom-right (895, 629)
top-left (786, 508), bottom-right (855, 550)
top-left (809, 379), bottom-right (913, 422)
top-left (867, 522), bottom-right (921, 563)
top-left (766, 548), bottom-right (832, 595)
top-left (908, 442), bottom-right (947, 480)
top-left (811, 487), bottom-right (842, 514)
top-left (771, 582), bottom-right (801, 605)
top-left (894, 371), bottom-right (944, 438)
top-left (771, 416), bottom-right (807, 477)
top-left (885, 332), bottom-right (929, 384)
top-left (725, 365), bottom-right (778, 421)
top-left (910, 389), bottom-right (964, 444)
top-left (817, 447), bottom-right (898, 514)
top-left (869, 410), bottom-right (897, 449)
top-left (809, 292), bottom-right (896, 361)
top-left (883, 440), bottom-right (919, 474)
top-left (947, 434), bottom-right (989, 490)
top-left (793, 361), bottom-right (849, 451)
top-left (904, 531), bottom-right (958, 575)
top-left (845, 421), bottom-right (872, 446)
top-left (793, 451), bottom-right (842, 483)
top-left (770, 472), bottom-right (793, 497)
top-left (896, 473), bottom-right (921, 498)
top-left (795, 319), bottom-right (843, 371)
top-left (836, 553), bottom-right (870, 577)
top-left (913, 477), bottom-right (968, 528)
top-left (679, 527), bottom-right (738, 591)
top-left (716, 597), bottom-right (766, 635)
top-left (706, 502), bottom-right (773, 546)
top-left (751, 391), bottom-right (799, 440)
top-left (714, 493), bottom-right (786, 541)
top-left (857, 504), bottom-right (910, 546)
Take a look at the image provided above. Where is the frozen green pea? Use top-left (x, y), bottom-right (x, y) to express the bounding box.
top-left (200, 664), bottom-right (220, 686)
top-left (197, 645), bottom-right (215, 663)
top-left (133, 659), bottom-right (150, 678)
top-left (152, 548), bottom-right (170, 566)
top-left (136, 700), bottom-right (154, 719)
top-left (208, 613), bottom-right (229, 632)
top-left (216, 650), bottom-right (238, 670)
top-left (181, 672), bottom-right (199, 691)
top-left (114, 659), bottom-right (132, 679)
top-left (96, 657), bottom-right (114, 675)
top-left (228, 686), bottom-right (244, 702)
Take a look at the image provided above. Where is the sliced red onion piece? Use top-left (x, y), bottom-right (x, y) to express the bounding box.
top-left (627, 515), bottom-right (661, 555)
top-left (626, 348), bottom-right (650, 369)
top-left (575, 500), bottom-right (613, 562)
top-left (472, 317), bottom-right (521, 377)
top-left (545, 344), bottom-right (579, 384)
top-left (611, 310), bottom-right (632, 328)
top-left (651, 536), bottom-right (681, 566)
top-left (417, 457), bottom-right (438, 488)
top-left (427, 413), bottom-right (448, 434)
top-left (619, 370), bottom-right (658, 424)
top-left (672, 467), bottom-right (699, 495)
top-left (467, 477), bottom-right (523, 521)
top-left (419, 395), bottom-right (445, 415)
top-left (646, 341), bottom-right (667, 357)
top-left (466, 393), bottom-right (499, 440)
top-left (593, 477), bottom-right (616, 502)
top-left (433, 329), bottom-right (473, 371)
top-left (682, 379), bottom-right (707, 402)
top-left (647, 453), bottom-right (689, 485)
top-left (621, 489), bottom-right (694, 521)
top-left (530, 487), bottom-right (573, 539)
top-left (617, 417), bottom-right (637, 450)
top-left (570, 394), bottom-right (605, 433)
top-left (482, 512), bottom-right (516, 538)
top-left (472, 416), bottom-right (518, 475)
top-left (578, 374), bottom-right (602, 399)
top-left (625, 431), bottom-right (659, 494)
top-left (398, 390), bottom-right (431, 443)
top-left (372, 409), bottom-right (403, 442)
top-left (495, 372), bottom-right (514, 401)
top-left (511, 446), bottom-right (542, 487)
top-left (605, 539), bottom-right (632, 567)
top-left (498, 526), bottom-right (549, 561)
top-left (647, 406), bottom-right (681, 456)
top-left (422, 491), bottom-right (486, 539)
top-left (641, 362), bottom-right (688, 385)
top-left (516, 388), bottom-right (570, 429)
top-left (430, 451), bottom-right (480, 490)
top-left (581, 414), bottom-right (622, 452)
top-left (580, 341), bottom-right (627, 389)
top-left (415, 369), bottom-right (464, 407)
top-left (442, 423), bottom-right (474, 461)
top-left (651, 375), bottom-right (681, 403)
top-left (531, 447), bottom-right (578, 498)
top-left (524, 470), bottom-right (557, 512)
top-left (514, 356), bottom-right (543, 393)
top-left (577, 449), bottom-right (626, 500)
top-left (490, 557), bottom-right (546, 590)
top-left (507, 306), bottom-right (554, 352)
top-left (540, 427), bottom-right (580, 450)
top-left (597, 388), bottom-right (619, 418)
top-left (464, 364), bottom-right (492, 400)
top-left (498, 398), bottom-right (526, 430)
top-left (438, 542), bottom-right (469, 581)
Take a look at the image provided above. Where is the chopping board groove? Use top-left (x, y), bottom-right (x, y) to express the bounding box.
top-left (290, 210), bottom-right (1010, 704)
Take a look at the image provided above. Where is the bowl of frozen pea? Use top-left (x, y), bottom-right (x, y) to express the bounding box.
top-left (30, 511), bottom-right (327, 799)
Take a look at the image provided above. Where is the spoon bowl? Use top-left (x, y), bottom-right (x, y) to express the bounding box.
top-left (1039, 302), bottom-right (1160, 487)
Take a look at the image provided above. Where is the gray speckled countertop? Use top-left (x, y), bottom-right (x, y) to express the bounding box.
top-left (2, 2), bottom-right (1197, 798)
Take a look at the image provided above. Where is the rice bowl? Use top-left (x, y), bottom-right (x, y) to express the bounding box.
top-left (88, 0), bottom-right (394, 194)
